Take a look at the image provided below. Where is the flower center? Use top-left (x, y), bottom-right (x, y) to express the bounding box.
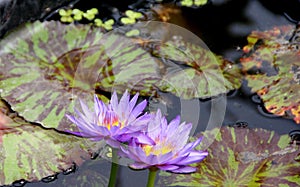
top-left (97, 111), bottom-right (124, 130)
top-left (142, 139), bottom-right (174, 156)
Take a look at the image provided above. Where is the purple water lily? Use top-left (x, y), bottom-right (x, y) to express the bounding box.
top-left (66, 90), bottom-right (153, 148)
top-left (121, 109), bottom-right (208, 173)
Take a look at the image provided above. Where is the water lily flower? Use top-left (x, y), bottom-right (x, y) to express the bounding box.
top-left (121, 110), bottom-right (208, 173)
top-left (66, 90), bottom-right (153, 148)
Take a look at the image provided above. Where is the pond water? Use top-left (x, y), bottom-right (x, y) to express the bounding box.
top-left (1, 0), bottom-right (300, 186)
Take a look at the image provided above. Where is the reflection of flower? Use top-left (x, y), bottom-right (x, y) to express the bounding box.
top-left (66, 90), bottom-right (153, 148)
top-left (121, 110), bottom-right (208, 173)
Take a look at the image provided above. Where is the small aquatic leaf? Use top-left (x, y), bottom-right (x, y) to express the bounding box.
top-left (59, 9), bottom-right (74, 23)
top-left (159, 126), bottom-right (300, 186)
top-left (121, 17), bottom-right (136, 25)
top-left (0, 99), bottom-right (95, 186)
top-left (180, 0), bottom-right (208, 7)
top-left (125, 10), bottom-right (143, 19)
top-left (94, 18), bottom-right (103, 27)
top-left (240, 25), bottom-right (300, 123)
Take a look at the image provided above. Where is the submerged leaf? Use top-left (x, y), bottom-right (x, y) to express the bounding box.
top-left (240, 25), bottom-right (300, 123)
top-left (0, 99), bottom-right (97, 186)
top-left (159, 126), bottom-right (300, 186)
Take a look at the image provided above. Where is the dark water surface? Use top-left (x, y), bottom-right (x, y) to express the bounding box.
top-left (2, 0), bottom-right (300, 186)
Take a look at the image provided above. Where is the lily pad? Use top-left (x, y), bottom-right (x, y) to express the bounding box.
top-left (149, 39), bottom-right (242, 99)
top-left (1, 21), bottom-right (186, 130)
top-left (0, 99), bottom-right (96, 186)
top-left (240, 25), bottom-right (300, 123)
top-left (159, 126), bottom-right (300, 186)
top-left (0, 21), bottom-right (113, 130)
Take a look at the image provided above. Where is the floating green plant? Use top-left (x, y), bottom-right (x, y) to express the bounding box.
top-left (58, 8), bottom-right (114, 30)
top-left (180, 0), bottom-right (208, 7)
top-left (120, 10), bottom-right (143, 25)
top-left (83, 8), bottom-right (99, 21)
top-left (94, 18), bottom-right (114, 30)
top-left (72, 8), bottom-right (84, 21)
top-left (59, 9), bottom-right (73, 23)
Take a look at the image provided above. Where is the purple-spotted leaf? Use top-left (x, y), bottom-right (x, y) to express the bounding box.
top-left (240, 25), bottom-right (300, 123)
top-left (159, 126), bottom-right (300, 186)
top-left (0, 99), bottom-right (99, 186)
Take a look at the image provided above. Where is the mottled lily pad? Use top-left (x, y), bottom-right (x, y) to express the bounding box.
top-left (149, 39), bottom-right (242, 99)
top-left (0, 21), bottom-right (160, 131)
top-left (159, 126), bottom-right (300, 186)
top-left (0, 21), bottom-right (112, 130)
top-left (240, 25), bottom-right (300, 123)
top-left (0, 99), bottom-right (96, 186)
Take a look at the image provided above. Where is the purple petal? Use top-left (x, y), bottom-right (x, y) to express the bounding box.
top-left (94, 95), bottom-right (106, 115)
top-left (177, 137), bottom-right (202, 156)
top-left (167, 115), bottom-right (181, 132)
top-left (165, 154), bottom-right (189, 165)
top-left (157, 164), bottom-right (179, 171)
top-left (79, 99), bottom-right (93, 119)
top-left (130, 100), bottom-right (147, 118)
top-left (128, 92), bottom-right (139, 113)
top-left (110, 91), bottom-right (119, 112)
top-left (156, 151), bottom-right (174, 164)
top-left (175, 151), bottom-right (208, 165)
top-left (134, 133), bottom-right (155, 145)
top-left (118, 90), bottom-right (130, 114)
top-left (129, 162), bottom-right (150, 170)
top-left (170, 166), bottom-right (197, 173)
top-left (109, 125), bottom-right (120, 135)
top-left (143, 154), bottom-right (159, 165)
top-left (105, 138), bottom-right (120, 148)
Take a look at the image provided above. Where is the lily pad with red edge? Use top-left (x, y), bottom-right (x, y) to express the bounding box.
top-left (240, 25), bottom-right (300, 123)
top-left (158, 126), bottom-right (300, 186)
top-left (0, 99), bottom-right (102, 186)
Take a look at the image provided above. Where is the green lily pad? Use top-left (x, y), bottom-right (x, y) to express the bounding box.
top-left (159, 126), bottom-right (300, 186)
top-left (0, 99), bottom-right (97, 186)
top-left (240, 25), bottom-right (300, 123)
